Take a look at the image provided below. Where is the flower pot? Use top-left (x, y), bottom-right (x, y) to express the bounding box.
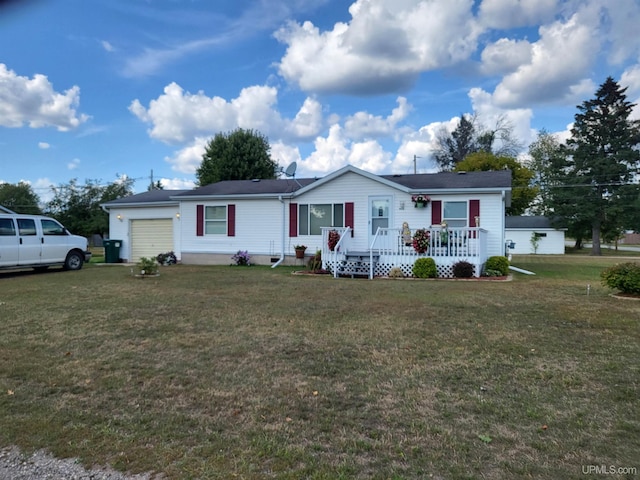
top-left (414, 202), bottom-right (426, 208)
top-left (295, 249), bottom-right (306, 259)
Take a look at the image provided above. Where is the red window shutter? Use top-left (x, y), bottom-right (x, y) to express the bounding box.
top-left (431, 200), bottom-right (442, 225)
top-left (345, 202), bottom-right (354, 237)
top-left (289, 203), bottom-right (298, 237)
top-left (227, 204), bottom-right (236, 236)
top-left (196, 204), bottom-right (204, 236)
top-left (469, 199), bottom-right (480, 227)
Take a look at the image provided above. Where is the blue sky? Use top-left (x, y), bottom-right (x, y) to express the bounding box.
top-left (1, 0), bottom-right (640, 201)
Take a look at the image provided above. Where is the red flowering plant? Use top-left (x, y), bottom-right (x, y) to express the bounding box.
top-left (411, 194), bottom-right (430, 207)
top-left (328, 229), bottom-right (340, 251)
top-left (412, 228), bottom-right (431, 253)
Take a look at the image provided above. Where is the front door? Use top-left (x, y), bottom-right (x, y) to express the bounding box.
top-left (369, 196), bottom-right (392, 247)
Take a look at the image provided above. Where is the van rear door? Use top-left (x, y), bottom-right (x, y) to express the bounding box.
top-left (16, 218), bottom-right (42, 265)
top-left (0, 218), bottom-right (19, 267)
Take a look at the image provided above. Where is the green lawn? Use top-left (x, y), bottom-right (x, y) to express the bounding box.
top-left (0, 256), bottom-right (638, 479)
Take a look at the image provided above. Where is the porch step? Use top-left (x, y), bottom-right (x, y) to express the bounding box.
top-left (336, 251), bottom-right (379, 278)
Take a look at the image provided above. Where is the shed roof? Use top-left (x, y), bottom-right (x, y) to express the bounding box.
top-left (506, 216), bottom-right (562, 229)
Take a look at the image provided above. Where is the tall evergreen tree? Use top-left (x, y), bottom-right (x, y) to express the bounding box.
top-left (553, 77), bottom-right (640, 254)
top-left (196, 128), bottom-right (276, 186)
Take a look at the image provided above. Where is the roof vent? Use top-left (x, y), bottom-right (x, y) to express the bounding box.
top-left (457, 171), bottom-right (466, 174)
top-left (252, 178), bottom-right (261, 182)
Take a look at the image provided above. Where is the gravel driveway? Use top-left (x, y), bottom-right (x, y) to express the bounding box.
top-left (0, 447), bottom-right (159, 479)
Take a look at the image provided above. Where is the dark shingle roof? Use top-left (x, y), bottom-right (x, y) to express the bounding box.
top-left (506, 216), bottom-right (557, 229)
top-left (103, 167), bottom-right (512, 206)
top-left (176, 178), bottom-right (317, 197)
top-left (102, 189), bottom-right (188, 206)
top-left (381, 170), bottom-right (512, 189)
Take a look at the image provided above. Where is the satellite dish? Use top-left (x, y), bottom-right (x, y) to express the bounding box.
top-left (284, 162), bottom-right (297, 177)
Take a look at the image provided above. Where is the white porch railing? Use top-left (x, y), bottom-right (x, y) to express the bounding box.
top-left (321, 226), bottom-right (488, 278)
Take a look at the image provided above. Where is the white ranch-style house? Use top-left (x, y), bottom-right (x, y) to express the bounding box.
top-left (102, 165), bottom-right (512, 277)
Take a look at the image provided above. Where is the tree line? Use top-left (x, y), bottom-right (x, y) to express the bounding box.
top-left (2, 78), bottom-right (638, 254)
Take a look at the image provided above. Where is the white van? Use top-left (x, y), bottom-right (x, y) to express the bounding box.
top-left (0, 209), bottom-right (92, 271)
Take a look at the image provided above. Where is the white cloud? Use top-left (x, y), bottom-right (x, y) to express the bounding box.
top-left (469, 88), bottom-right (535, 145)
top-left (480, 38), bottom-right (532, 76)
top-left (344, 97), bottom-right (411, 140)
top-left (603, 0), bottom-right (640, 65)
top-left (490, 13), bottom-right (599, 107)
top-left (478, 0), bottom-right (559, 29)
top-left (38, 142), bottom-right (50, 149)
top-left (347, 140), bottom-right (392, 173)
top-left (300, 124), bottom-right (351, 173)
top-left (271, 141), bottom-right (302, 172)
top-left (621, 64), bottom-right (640, 98)
top-left (164, 136), bottom-right (208, 174)
top-left (159, 177), bottom-right (196, 190)
top-left (275, 0), bottom-right (481, 94)
top-left (0, 64), bottom-right (89, 131)
top-left (129, 83), bottom-right (323, 144)
top-left (101, 40), bottom-right (115, 52)
top-left (67, 158), bottom-right (81, 171)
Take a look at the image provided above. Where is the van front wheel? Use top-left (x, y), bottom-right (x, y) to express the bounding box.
top-left (64, 251), bottom-right (84, 271)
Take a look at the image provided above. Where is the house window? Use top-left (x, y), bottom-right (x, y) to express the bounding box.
top-left (205, 206), bottom-right (227, 234)
top-left (443, 201), bottom-right (467, 227)
top-left (298, 204), bottom-right (344, 235)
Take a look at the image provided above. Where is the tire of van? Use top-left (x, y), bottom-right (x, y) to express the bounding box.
top-left (64, 251), bottom-right (84, 271)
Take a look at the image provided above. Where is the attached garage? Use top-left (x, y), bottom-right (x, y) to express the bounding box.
top-left (130, 218), bottom-right (174, 261)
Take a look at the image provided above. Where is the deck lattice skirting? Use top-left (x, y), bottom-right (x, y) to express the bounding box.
top-left (322, 226), bottom-right (489, 278)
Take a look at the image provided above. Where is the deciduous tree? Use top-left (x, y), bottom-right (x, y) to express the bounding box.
top-left (454, 152), bottom-right (537, 215)
top-left (196, 128), bottom-right (277, 186)
top-left (0, 182), bottom-right (41, 214)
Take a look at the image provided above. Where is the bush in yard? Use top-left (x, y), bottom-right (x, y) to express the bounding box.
top-left (452, 260), bottom-right (475, 278)
top-left (307, 250), bottom-right (323, 272)
top-left (484, 256), bottom-right (509, 276)
top-left (388, 267), bottom-right (404, 278)
top-left (231, 250), bottom-right (251, 266)
top-left (137, 257), bottom-right (158, 276)
top-left (413, 257), bottom-right (437, 278)
top-left (601, 262), bottom-right (640, 295)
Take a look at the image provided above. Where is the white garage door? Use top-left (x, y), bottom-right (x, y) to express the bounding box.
top-left (131, 219), bottom-right (173, 261)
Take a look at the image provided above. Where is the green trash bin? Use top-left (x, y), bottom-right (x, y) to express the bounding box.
top-left (103, 239), bottom-right (122, 263)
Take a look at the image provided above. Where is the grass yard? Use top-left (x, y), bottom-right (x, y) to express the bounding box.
top-left (0, 256), bottom-right (638, 479)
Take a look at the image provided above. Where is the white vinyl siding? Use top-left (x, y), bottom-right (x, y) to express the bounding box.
top-left (131, 219), bottom-right (173, 261)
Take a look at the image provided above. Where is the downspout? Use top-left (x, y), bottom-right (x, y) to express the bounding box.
top-left (501, 190), bottom-right (506, 256)
top-left (271, 195), bottom-right (286, 268)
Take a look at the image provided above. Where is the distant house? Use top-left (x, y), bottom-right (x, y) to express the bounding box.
top-left (505, 216), bottom-right (566, 254)
top-left (102, 165), bottom-right (512, 277)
